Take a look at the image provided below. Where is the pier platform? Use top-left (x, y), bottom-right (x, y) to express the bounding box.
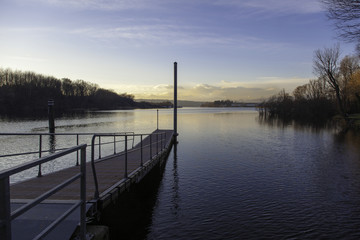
top-left (3, 129), bottom-right (175, 240)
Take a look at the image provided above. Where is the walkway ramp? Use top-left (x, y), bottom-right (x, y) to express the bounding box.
top-left (11, 201), bottom-right (86, 240)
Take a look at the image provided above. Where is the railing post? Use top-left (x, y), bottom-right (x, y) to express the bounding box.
top-left (132, 134), bottom-right (135, 148)
top-left (161, 133), bottom-right (164, 151)
top-left (76, 134), bottom-right (79, 166)
top-left (125, 135), bottom-right (128, 178)
top-left (164, 133), bottom-right (166, 149)
top-left (156, 133), bottom-right (159, 155)
top-left (114, 135), bottom-right (116, 154)
top-left (150, 135), bottom-right (152, 159)
top-left (38, 135), bottom-right (42, 177)
top-left (140, 135), bottom-right (143, 167)
top-left (91, 136), bottom-right (99, 199)
top-left (0, 177), bottom-right (11, 240)
top-left (80, 147), bottom-right (86, 240)
top-left (98, 136), bottom-right (101, 159)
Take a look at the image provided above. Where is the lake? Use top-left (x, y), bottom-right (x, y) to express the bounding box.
top-left (2, 108), bottom-right (360, 239)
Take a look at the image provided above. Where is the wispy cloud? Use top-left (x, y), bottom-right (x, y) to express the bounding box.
top-left (2, 22), bottom-right (291, 51)
top-left (10, 0), bottom-right (304, 51)
top-left (225, 77), bottom-right (309, 90)
top-left (213, 0), bottom-right (323, 15)
top-left (68, 24), bottom-right (292, 51)
top-left (26, 0), bottom-right (157, 10)
top-left (27, 0), bottom-right (323, 13)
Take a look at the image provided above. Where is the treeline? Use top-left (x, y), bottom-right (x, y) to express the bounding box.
top-left (258, 52), bottom-right (360, 124)
top-left (201, 100), bottom-right (234, 107)
top-left (258, 88), bottom-right (337, 123)
top-left (259, 1), bottom-right (360, 126)
top-left (0, 68), bottom-right (168, 116)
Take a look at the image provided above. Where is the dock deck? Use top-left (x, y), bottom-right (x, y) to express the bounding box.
top-left (10, 129), bottom-right (174, 202)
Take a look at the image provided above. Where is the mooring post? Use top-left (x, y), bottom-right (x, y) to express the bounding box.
top-left (38, 135), bottom-right (42, 177)
top-left (174, 62), bottom-right (178, 137)
top-left (48, 99), bottom-right (55, 133)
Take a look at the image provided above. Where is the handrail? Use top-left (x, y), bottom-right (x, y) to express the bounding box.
top-left (0, 144), bottom-right (87, 240)
top-left (0, 132), bottom-right (134, 136)
top-left (0, 132), bottom-right (134, 177)
top-left (0, 132), bottom-right (135, 158)
top-left (91, 131), bottom-right (167, 199)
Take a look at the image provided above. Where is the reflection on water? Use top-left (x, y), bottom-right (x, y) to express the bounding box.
top-left (171, 143), bottom-right (180, 217)
top-left (256, 114), bottom-right (341, 133)
top-left (31, 121), bottom-right (117, 132)
top-left (49, 135), bottom-right (56, 154)
top-left (0, 109), bottom-right (170, 182)
top-left (98, 150), bottom-right (170, 240)
top-left (2, 108), bottom-right (360, 239)
top-left (146, 108), bottom-right (360, 239)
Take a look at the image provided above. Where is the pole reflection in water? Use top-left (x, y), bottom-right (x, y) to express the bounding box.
top-left (49, 134), bottom-right (56, 154)
top-left (171, 142), bottom-right (180, 216)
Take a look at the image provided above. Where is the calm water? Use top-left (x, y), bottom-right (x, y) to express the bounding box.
top-left (2, 108), bottom-right (360, 239)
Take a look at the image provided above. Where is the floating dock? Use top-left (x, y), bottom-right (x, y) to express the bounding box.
top-left (1, 129), bottom-right (175, 240)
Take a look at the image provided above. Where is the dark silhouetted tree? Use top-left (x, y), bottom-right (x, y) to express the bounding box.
top-left (313, 44), bottom-right (347, 117)
top-left (322, 0), bottom-right (360, 54)
top-left (0, 68), bottom-right (144, 116)
top-left (322, 0), bottom-right (360, 42)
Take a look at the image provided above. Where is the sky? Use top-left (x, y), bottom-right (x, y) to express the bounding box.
top-left (0, 0), bottom-right (357, 102)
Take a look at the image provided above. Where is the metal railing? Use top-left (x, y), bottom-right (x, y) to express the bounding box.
top-left (91, 131), bottom-right (167, 199)
top-left (0, 144), bottom-right (87, 240)
top-left (0, 132), bottom-right (134, 178)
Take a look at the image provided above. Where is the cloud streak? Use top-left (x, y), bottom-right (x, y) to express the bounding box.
top-left (68, 25), bottom-right (292, 51)
top-left (214, 0), bottom-right (323, 15)
top-left (9, 0), bottom-right (307, 50)
top-left (28, 0), bottom-right (323, 14)
top-left (27, 0), bottom-right (156, 10)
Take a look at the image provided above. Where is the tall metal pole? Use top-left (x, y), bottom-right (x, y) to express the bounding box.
top-left (174, 62), bottom-right (178, 137)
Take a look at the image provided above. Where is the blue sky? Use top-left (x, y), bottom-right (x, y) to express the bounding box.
top-left (0, 0), bottom-right (357, 101)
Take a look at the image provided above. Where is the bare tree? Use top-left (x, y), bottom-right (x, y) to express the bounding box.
top-left (313, 44), bottom-right (347, 117)
top-left (308, 78), bottom-right (329, 100)
top-left (339, 55), bottom-right (359, 109)
top-left (293, 84), bottom-right (308, 100)
top-left (340, 55), bottom-right (359, 85)
top-left (322, 0), bottom-right (360, 53)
